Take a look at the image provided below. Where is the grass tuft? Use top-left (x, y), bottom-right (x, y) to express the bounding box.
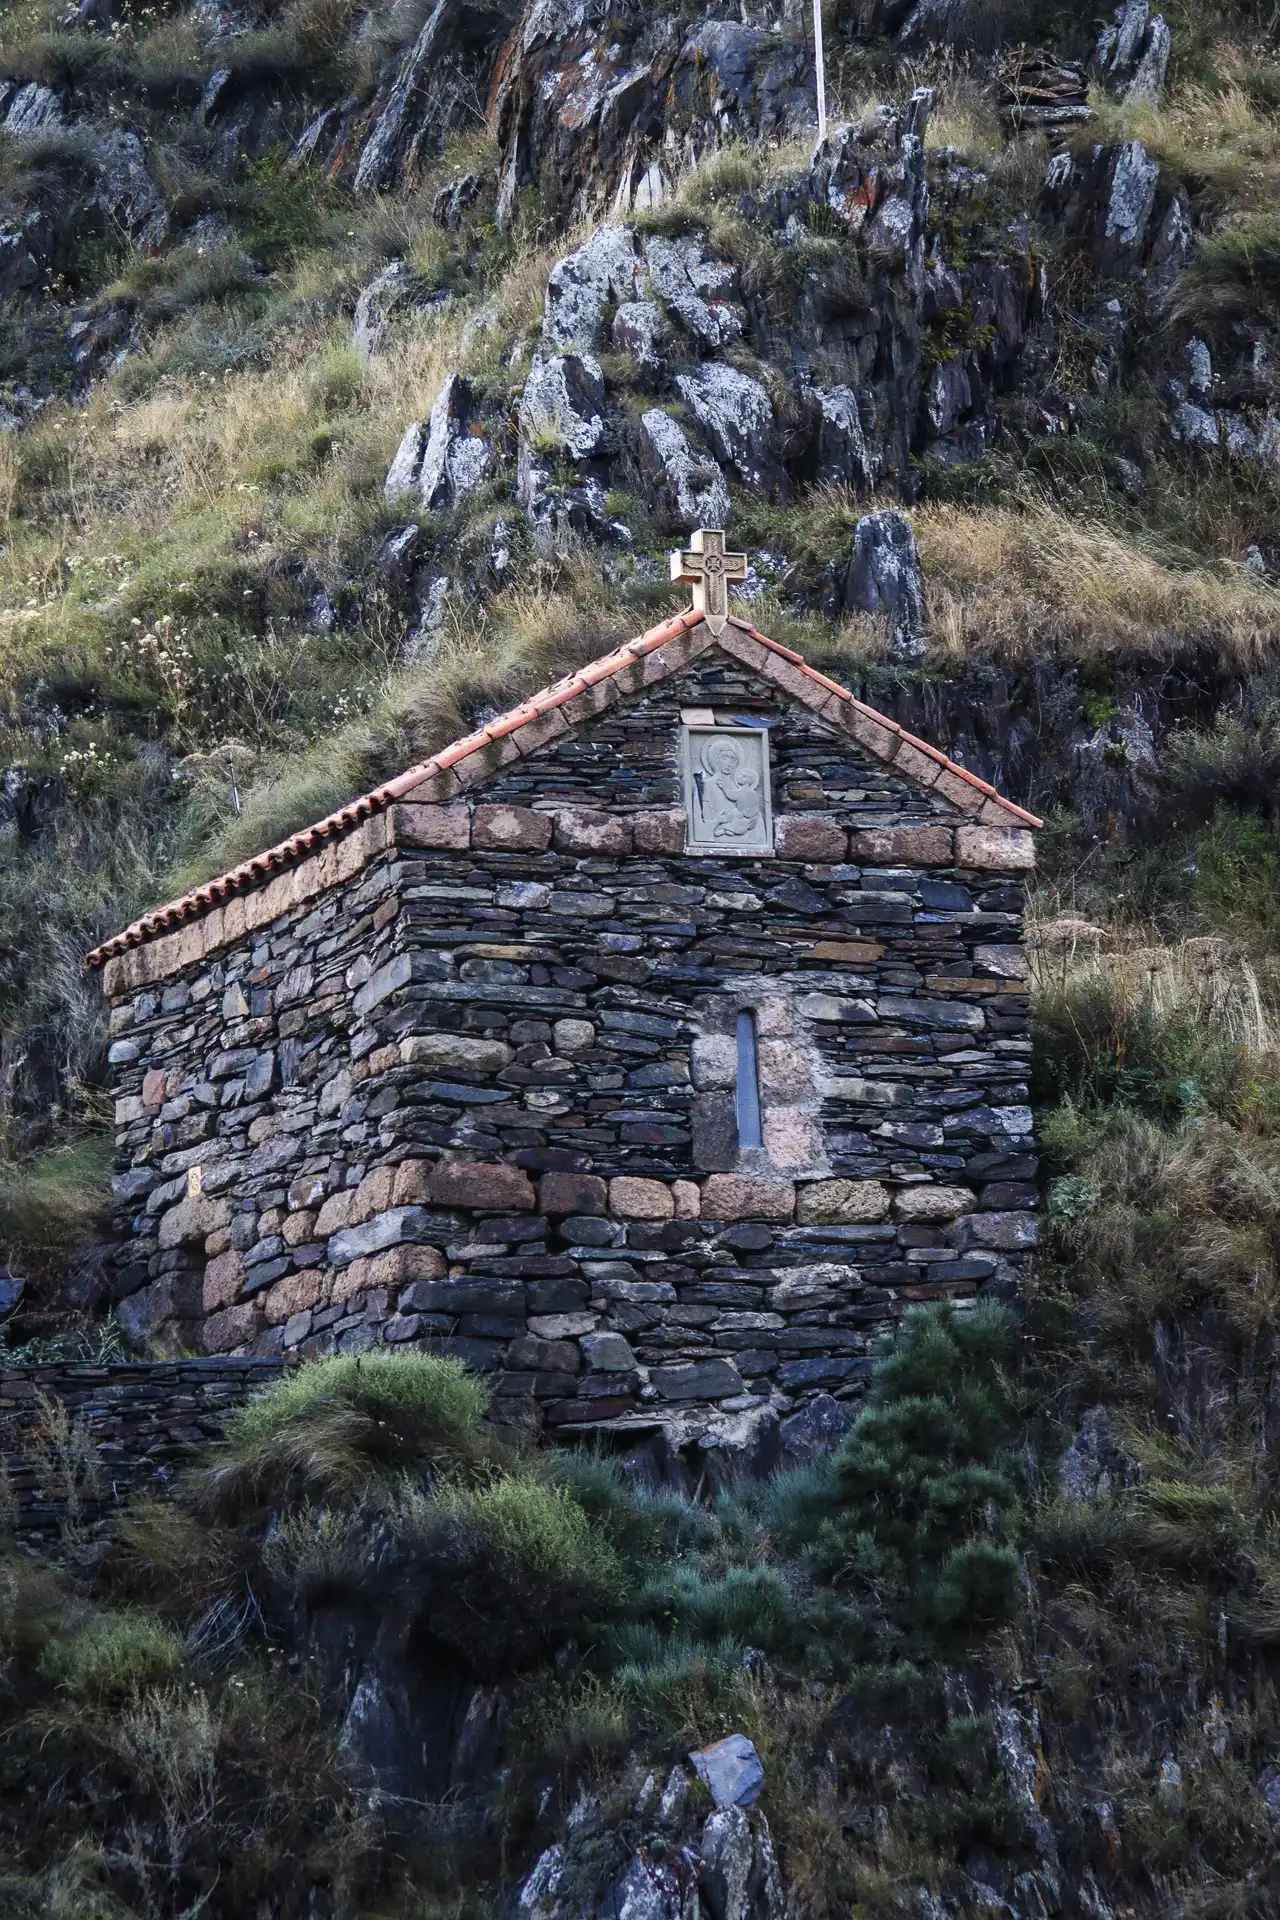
top-left (201, 1350), bottom-right (492, 1512)
top-left (38, 1612), bottom-right (185, 1702)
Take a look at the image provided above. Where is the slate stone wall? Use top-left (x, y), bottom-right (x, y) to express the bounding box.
top-left (0, 1357), bottom-right (284, 1534)
top-left (103, 656), bottom-right (1036, 1434)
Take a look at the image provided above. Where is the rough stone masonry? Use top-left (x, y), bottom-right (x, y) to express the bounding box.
top-left (85, 535), bottom-right (1041, 1454)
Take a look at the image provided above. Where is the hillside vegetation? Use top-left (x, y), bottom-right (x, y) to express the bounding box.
top-left (0, 0), bottom-right (1280, 1908)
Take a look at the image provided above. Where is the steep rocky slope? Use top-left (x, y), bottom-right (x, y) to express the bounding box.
top-left (2, 0), bottom-right (1280, 1912)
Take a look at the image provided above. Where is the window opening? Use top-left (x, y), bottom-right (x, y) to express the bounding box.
top-left (736, 1010), bottom-right (763, 1150)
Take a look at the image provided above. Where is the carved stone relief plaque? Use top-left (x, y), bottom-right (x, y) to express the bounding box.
top-left (681, 726), bottom-right (773, 854)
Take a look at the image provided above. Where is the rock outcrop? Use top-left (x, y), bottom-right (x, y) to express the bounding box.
top-left (493, 6), bottom-right (814, 228)
top-left (386, 374), bottom-right (496, 510)
top-left (842, 511), bottom-right (928, 658)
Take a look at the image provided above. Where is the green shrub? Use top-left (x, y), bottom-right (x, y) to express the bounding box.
top-left (230, 1349), bottom-right (488, 1449)
top-left (621, 1562), bottom-right (800, 1657)
top-left (770, 1303), bottom-right (1024, 1655)
top-left (1190, 809), bottom-right (1280, 942)
top-left (390, 1473), bottom-right (625, 1668)
top-left (1166, 696), bottom-right (1280, 825)
top-left (0, 1137), bottom-right (112, 1278)
top-left (611, 1640), bottom-right (748, 1728)
top-left (553, 1449), bottom-right (717, 1570)
top-left (39, 1612), bottom-right (184, 1701)
top-left (439, 1474), bottom-right (623, 1593)
top-left (1032, 971), bottom-right (1253, 1120)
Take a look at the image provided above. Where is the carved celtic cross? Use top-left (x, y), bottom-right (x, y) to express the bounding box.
top-left (669, 528), bottom-right (748, 635)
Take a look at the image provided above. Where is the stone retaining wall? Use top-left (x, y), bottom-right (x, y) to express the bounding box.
top-left (0, 1357), bottom-right (284, 1533)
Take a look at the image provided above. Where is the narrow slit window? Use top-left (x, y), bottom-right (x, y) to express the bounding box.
top-left (735, 1010), bottom-right (763, 1151)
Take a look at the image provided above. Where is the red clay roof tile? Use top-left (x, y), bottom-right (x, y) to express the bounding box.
top-left (84, 603), bottom-right (1040, 970)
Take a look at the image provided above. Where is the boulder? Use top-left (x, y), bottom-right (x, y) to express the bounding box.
top-left (842, 511), bottom-right (926, 658)
top-left (922, 359), bottom-right (972, 439)
top-left (292, 104), bottom-right (342, 168)
top-left (638, 409), bottom-right (730, 529)
top-left (494, 10), bottom-right (811, 229)
top-left (699, 1809), bottom-right (755, 1920)
top-left (1147, 184), bottom-right (1191, 295)
top-left (675, 364), bottom-right (784, 495)
top-left (642, 234), bottom-right (744, 349)
top-left (3, 83), bottom-right (63, 137)
top-left (815, 386), bottom-right (873, 490)
top-left (385, 421), bottom-right (426, 504)
top-left (520, 352), bottom-right (606, 460)
top-left (385, 374), bottom-right (495, 510)
top-left (613, 299), bottom-right (665, 371)
top-left (0, 221), bottom-right (41, 296)
top-left (808, 112), bottom-right (897, 233)
top-left (691, 1735), bottom-right (765, 1809)
top-left (0, 1266), bottom-right (24, 1319)
top-left (657, 1765), bottom-right (690, 1829)
top-left (679, 21), bottom-right (811, 143)
top-left (1104, 140), bottom-right (1159, 251)
top-left (1058, 1405), bottom-right (1126, 1503)
top-left (896, 0), bottom-right (966, 46)
top-left (517, 1845), bottom-right (565, 1918)
top-left (87, 131), bottom-right (169, 251)
top-left (352, 258), bottom-right (417, 358)
top-left (353, 0), bottom-right (507, 195)
top-left (1171, 400), bottom-right (1219, 452)
top-left (1094, 0), bottom-right (1170, 104)
top-left (419, 373), bottom-right (495, 508)
top-left (433, 170), bottom-right (487, 230)
top-left (543, 223), bottom-right (642, 350)
top-left (599, 1854), bottom-right (690, 1920)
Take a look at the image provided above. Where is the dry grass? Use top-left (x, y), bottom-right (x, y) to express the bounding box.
top-left (1088, 63), bottom-right (1280, 215)
top-left (0, 1136), bottom-right (113, 1280)
top-left (925, 86), bottom-right (1003, 162)
top-left (1030, 918), bottom-right (1279, 1057)
top-left (168, 544), bottom-right (638, 886)
top-left (917, 500), bottom-right (1280, 668)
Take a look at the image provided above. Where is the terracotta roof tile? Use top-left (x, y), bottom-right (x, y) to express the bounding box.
top-left (84, 602), bottom-right (1039, 971)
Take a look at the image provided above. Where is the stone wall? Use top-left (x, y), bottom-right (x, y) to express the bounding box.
top-left (102, 648), bottom-right (1036, 1438)
top-left (0, 1357), bottom-right (284, 1534)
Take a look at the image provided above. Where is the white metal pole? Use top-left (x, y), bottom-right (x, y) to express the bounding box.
top-left (812, 0), bottom-right (827, 143)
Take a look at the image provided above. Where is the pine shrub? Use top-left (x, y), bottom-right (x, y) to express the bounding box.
top-left (770, 1302), bottom-right (1024, 1654)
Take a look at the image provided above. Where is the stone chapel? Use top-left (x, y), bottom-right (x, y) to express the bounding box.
top-left (87, 530), bottom-right (1041, 1453)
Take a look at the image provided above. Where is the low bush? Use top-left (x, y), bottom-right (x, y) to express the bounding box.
top-left (229, 1348), bottom-right (489, 1451)
top-left (1166, 693), bottom-right (1280, 823)
top-left (1173, 209), bottom-right (1280, 335)
top-left (1032, 926), bottom-right (1278, 1121)
top-left (39, 1612), bottom-right (185, 1702)
top-left (393, 1474), bottom-right (626, 1666)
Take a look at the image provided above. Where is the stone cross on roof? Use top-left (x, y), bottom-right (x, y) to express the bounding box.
top-left (669, 528), bottom-right (748, 636)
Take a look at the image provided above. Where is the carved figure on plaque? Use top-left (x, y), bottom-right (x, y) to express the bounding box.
top-left (682, 727), bottom-right (773, 853)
